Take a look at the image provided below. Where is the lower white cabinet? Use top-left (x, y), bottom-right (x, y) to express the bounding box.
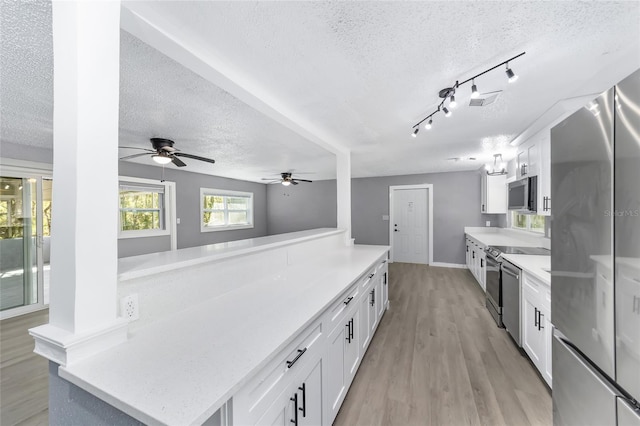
top-left (257, 356), bottom-right (323, 426)
top-left (235, 255), bottom-right (389, 426)
top-left (521, 271), bottom-right (552, 387)
top-left (465, 236), bottom-right (486, 292)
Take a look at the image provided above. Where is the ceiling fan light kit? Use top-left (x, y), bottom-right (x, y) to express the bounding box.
top-left (412, 51), bottom-right (525, 135)
top-left (119, 138), bottom-right (216, 168)
top-left (261, 172), bottom-right (313, 186)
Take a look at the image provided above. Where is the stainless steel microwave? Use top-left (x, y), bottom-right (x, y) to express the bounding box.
top-left (508, 176), bottom-right (537, 212)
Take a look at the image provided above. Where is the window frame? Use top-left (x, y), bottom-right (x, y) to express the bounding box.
top-left (200, 188), bottom-right (254, 232)
top-left (118, 176), bottom-right (174, 241)
top-left (509, 211), bottom-right (545, 234)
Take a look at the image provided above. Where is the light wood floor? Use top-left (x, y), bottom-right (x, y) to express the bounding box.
top-left (334, 263), bottom-right (552, 426)
top-left (1, 309), bottom-right (49, 426)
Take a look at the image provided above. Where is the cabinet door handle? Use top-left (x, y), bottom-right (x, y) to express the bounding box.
top-left (481, 259), bottom-right (484, 268)
top-left (346, 322), bottom-right (351, 343)
top-left (534, 307), bottom-right (539, 328)
top-left (286, 348), bottom-right (307, 369)
top-left (343, 296), bottom-right (354, 306)
top-left (522, 164), bottom-right (527, 176)
top-left (370, 289), bottom-right (375, 306)
top-left (383, 272), bottom-right (387, 285)
top-left (472, 252), bottom-right (475, 259)
top-left (482, 204), bottom-right (485, 212)
top-left (538, 312), bottom-right (544, 330)
top-left (290, 393), bottom-right (298, 425)
top-left (466, 245), bottom-right (469, 252)
top-left (298, 383), bottom-right (306, 418)
top-left (350, 318), bottom-right (354, 340)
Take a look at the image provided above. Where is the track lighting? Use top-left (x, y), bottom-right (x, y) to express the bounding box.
top-left (471, 80), bottom-right (479, 99)
top-left (152, 154), bottom-right (172, 165)
top-left (411, 52), bottom-right (525, 136)
top-left (449, 93), bottom-right (457, 109)
top-left (425, 119), bottom-right (433, 130)
top-left (505, 63), bottom-right (518, 83)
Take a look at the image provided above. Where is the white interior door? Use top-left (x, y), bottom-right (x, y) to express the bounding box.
top-left (392, 188), bottom-right (428, 264)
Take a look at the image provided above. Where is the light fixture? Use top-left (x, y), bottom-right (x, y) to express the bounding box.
top-left (411, 52), bottom-right (525, 134)
top-left (486, 153), bottom-right (507, 176)
top-left (3, 184), bottom-right (10, 190)
top-left (152, 154), bottom-right (172, 165)
top-left (471, 79), bottom-right (479, 99)
top-left (505, 63), bottom-right (518, 83)
top-left (18, 185), bottom-right (23, 190)
top-left (282, 180), bottom-right (291, 186)
top-left (425, 119), bottom-right (433, 130)
top-left (412, 128), bottom-right (419, 137)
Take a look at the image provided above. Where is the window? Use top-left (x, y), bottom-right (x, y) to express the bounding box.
top-left (118, 178), bottom-right (171, 238)
top-left (511, 211), bottom-right (545, 234)
top-left (201, 188), bottom-right (253, 232)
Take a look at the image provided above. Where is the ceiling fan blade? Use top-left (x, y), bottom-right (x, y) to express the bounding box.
top-left (174, 152), bottom-right (216, 164)
top-left (119, 153), bottom-right (151, 160)
top-left (171, 156), bottom-right (187, 167)
top-left (291, 181), bottom-right (299, 185)
top-left (293, 179), bottom-right (313, 183)
top-left (119, 146), bottom-right (155, 152)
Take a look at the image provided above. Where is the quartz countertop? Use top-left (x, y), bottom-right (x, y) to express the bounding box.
top-left (61, 244), bottom-right (389, 426)
top-left (465, 227), bottom-right (549, 249)
top-left (118, 228), bottom-right (344, 281)
top-left (500, 254), bottom-right (551, 286)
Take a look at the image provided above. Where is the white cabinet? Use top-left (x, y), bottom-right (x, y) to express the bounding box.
top-left (326, 309), bottom-right (359, 423)
top-left (258, 357), bottom-right (323, 426)
top-left (521, 271), bottom-right (552, 387)
top-left (516, 141), bottom-right (539, 179)
top-left (537, 136), bottom-right (551, 215)
top-left (465, 237), bottom-right (486, 292)
top-left (481, 174), bottom-right (507, 214)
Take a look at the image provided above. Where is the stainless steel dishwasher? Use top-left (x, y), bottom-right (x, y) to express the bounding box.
top-left (501, 260), bottom-right (522, 346)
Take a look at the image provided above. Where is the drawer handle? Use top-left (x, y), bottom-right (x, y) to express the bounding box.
top-left (343, 296), bottom-right (354, 306)
top-left (298, 383), bottom-right (306, 418)
top-left (368, 273), bottom-right (375, 279)
top-left (382, 260), bottom-right (387, 264)
top-left (290, 392), bottom-right (298, 425)
top-left (286, 348), bottom-right (307, 369)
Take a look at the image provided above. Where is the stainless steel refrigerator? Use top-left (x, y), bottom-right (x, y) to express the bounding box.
top-left (551, 68), bottom-right (640, 425)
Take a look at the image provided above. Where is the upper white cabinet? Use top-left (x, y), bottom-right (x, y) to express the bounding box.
top-left (516, 141), bottom-right (539, 179)
top-left (481, 174), bottom-right (507, 214)
top-left (537, 136), bottom-right (551, 216)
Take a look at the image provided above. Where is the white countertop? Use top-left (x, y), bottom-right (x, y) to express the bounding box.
top-left (61, 244), bottom-right (389, 425)
top-left (500, 254), bottom-right (551, 286)
top-left (118, 228), bottom-right (344, 281)
top-left (465, 227), bottom-right (549, 249)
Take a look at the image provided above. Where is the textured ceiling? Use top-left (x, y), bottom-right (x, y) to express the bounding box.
top-left (2, 1), bottom-right (640, 181)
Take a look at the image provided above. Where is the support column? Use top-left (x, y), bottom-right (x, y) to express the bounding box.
top-left (336, 151), bottom-right (352, 244)
top-left (30, 0), bottom-right (127, 366)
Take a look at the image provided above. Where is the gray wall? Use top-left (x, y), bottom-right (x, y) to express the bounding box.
top-left (351, 171), bottom-right (503, 264)
top-left (266, 179), bottom-right (337, 235)
top-left (265, 170), bottom-right (504, 265)
top-left (119, 161), bottom-right (267, 256)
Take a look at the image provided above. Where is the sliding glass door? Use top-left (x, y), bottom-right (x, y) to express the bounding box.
top-left (0, 173), bottom-right (52, 318)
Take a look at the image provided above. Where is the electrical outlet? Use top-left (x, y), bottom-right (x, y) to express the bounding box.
top-left (120, 294), bottom-right (139, 321)
top-left (486, 221), bottom-right (491, 227)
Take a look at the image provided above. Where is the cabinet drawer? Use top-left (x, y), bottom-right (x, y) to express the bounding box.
top-left (361, 266), bottom-right (376, 289)
top-left (233, 319), bottom-right (323, 425)
top-left (376, 258), bottom-right (388, 274)
top-left (326, 282), bottom-right (360, 332)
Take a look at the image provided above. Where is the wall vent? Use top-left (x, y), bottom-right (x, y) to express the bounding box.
top-left (469, 90), bottom-right (502, 107)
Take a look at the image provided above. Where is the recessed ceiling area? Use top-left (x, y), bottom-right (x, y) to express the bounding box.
top-left (2, 1), bottom-right (639, 182)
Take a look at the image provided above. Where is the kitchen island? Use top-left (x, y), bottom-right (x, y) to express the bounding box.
top-left (48, 229), bottom-right (389, 425)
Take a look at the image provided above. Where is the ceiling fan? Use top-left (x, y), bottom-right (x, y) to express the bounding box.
top-left (119, 138), bottom-right (215, 167)
top-left (262, 172), bottom-right (313, 186)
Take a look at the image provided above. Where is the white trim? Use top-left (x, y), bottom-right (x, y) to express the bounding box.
top-left (118, 176), bottom-right (177, 251)
top-left (0, 158), bottom-right (53, 175)
top-left (430, 262), bottom-right (467, 269)
top-left (388, 184), bottom-right (434, 265)
top-left (200, 187), bottom-right (254, 233)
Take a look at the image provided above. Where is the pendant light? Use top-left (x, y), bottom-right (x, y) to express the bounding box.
top-left (486, 154), bottom-right (507, 176)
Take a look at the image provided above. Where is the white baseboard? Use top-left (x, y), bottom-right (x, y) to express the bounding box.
top-left (430, 262), bottom-right (467, 269)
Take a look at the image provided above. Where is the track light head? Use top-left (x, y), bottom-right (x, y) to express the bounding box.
top-left (412, 128), bottom-right (419, 137)
top-left (471, 80), bottom-right (479, 99)
top-left (506, 64), bottom-right (518, 83)
top-left (449, 94), bottom-right (457, 109)
top-left (425, 119), bottom-right (433, 130)
top-left (443, 107), bottom-right (451, 117)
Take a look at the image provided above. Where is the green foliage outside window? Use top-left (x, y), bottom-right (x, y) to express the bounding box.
top-left (202, 194), bottom-right (250, 228)
top-left (119, 188), bottom-right (164, 231)
top-left (511, 211), bottom-right (545, 234)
